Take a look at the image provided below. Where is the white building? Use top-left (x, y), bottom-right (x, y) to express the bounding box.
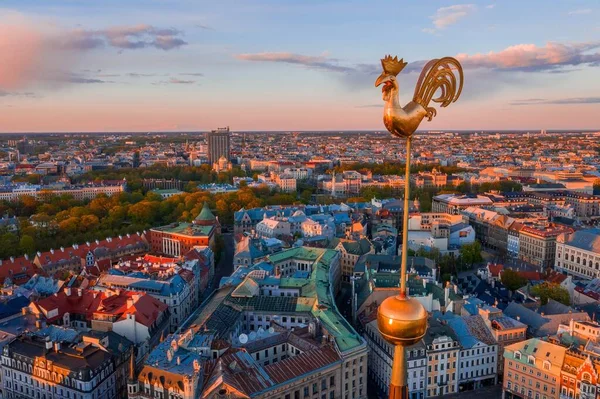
top-left (555, 229), bottom-right (600, 280)
top-left (275, 173), bottom-right (297, 193)
top-left (301, 217), bottom-right (335, 240)
top-left (283, 167), bottom-right (312, 180)
top-left (255, 217), bottom-right (291, 238)
top-left (365, 320), bottom-right (427, 399)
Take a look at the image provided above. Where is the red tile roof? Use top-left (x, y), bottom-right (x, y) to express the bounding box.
top-left (35, 234), bottom-right (147, 267)
top-left (487, 263), bottom-right (504, 277)
top-left (516, 271), bottom-right (544, 281)
top-left (32, 288), bottom-right (166, 327)
top-left (0, 256), bottom-right (41, 285)
top-left (265, 346), bottom-right (340, 384)
top-left (545, 271), bottom-right (568, 284)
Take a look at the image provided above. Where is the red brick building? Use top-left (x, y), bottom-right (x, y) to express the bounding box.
top-left (149, 202), bottom-right (219, 256)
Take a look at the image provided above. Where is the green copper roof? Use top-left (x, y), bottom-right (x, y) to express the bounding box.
top-left (311, 248), bottom-right (364, 353)
top-left (196, 202), bottom-right (216, 221)
top-left (268, 246), bottom-right (324, 263)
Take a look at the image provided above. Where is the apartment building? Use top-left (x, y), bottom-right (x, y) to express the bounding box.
top-left (425, 319), bottom-right (460, 397)
top-left (503, 339), bottom-right (564, 399)
top-left (1, 335), bottom-right (119, 399)
top-left (518, 225), bottom-right (574, 269)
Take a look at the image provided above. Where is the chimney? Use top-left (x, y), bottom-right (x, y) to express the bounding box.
top-left (177, 356), bottom-right (181, 365)
top-left (45, 339), bottom-right (52, 350)
top-left (65, 288), bottom-right (71, 296)
top-left (24, 254), bottom-right (28, 260)
top-left (60, 247), bottom-right (64, 252)
top-left (50, 248), bottom-right (54, 254)
top-left (9, 256), bottom-right (14, 262)
top-left (78, 288), bottom-right (82, 297)
top-left (54, 342), bottom-right (61, 352)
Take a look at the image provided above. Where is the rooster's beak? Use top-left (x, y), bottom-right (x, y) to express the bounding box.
top-left (375, 72), bottom-right (391, 87)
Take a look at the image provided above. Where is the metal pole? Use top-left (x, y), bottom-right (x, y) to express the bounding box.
top-left (389, 345), bottom-right (409, 399)
top-left (400, 137), bottom-right (412, 297)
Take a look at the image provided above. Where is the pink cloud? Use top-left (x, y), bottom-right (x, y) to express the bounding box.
top-left (0, 22), bottom-right (48, 90)
top-left (0, 14), bottom-right (187, 90)
top-left (456, 41), bottom-right (600, 71)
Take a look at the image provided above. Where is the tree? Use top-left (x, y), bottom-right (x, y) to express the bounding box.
top-left (80, 214), bottom-right (100, 232)
top-left (531, 282), bottom-right (570, 306)
top-left (501, 269), bottom-right (527, 292)
top-left (459, 241), bottom-right (483, 267)
top-left (19, 235), bottom-right (35, 256)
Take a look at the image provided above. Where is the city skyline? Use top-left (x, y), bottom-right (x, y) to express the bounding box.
top-left (1, 0), bottom-right (600, 132)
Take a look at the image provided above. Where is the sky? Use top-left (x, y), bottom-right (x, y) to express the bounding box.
top-left (0, 0), bottom-right (599, 132)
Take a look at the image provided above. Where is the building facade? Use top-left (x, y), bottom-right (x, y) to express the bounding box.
top-left (1, 335), bottom-right (118, 399)
top-left (207, 127), bottom-right (231, 166)
top-left (555, 229), bottom-right (600, 280)
top-left (518, 225), bottom-right (574, 270)
top-left (502, 339), bottom-right (564, 399)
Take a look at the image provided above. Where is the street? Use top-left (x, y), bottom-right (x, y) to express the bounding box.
top-left (212, 233), bottom-right (234, 288)
top-left (199, 233), bottom-right (234, 303)
top-left (430, 385), bottom-right (502, 399)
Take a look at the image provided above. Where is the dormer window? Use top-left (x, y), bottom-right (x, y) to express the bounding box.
top-left (515, 351), bottom-right (522, 360)
top-left (543, 361), bottom-right (550, 370)
top-left (528, 355), bottom-right (535, 365)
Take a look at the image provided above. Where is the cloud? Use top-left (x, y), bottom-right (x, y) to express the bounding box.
top-left (511, 97), bottom-right (600, 105)
top-left (196, 24), bottom-right (214, 30)
top-left (65, 76), bottom-right (108, 84)
top-left (0, 90), bottom-right (36, 97)
top-left (235, 52), bottom-right (355, 73)
top-left (180, 72), bottom-right (204, 76)
top-left (59, 25), bottom-right (187, 51)
top-left (153, 77), bottom-right (197, 85)
top-left (568, 9), bottom-right (592, 15)
top-left (126, 73), bottom-right (159, 78)
top-left (236, 40), bottom-right (600, 84)
top-left (486, 4), bottom-right (495, 9)
top-left (431, 4), bottom-right (476, 30)
top-left (0, 14), bottom-right (187, 90)
top-left (456, 41), bottom-right (600, 71)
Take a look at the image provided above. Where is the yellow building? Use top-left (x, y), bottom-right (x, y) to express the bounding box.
top-left (503, 338), bottom-right (564, 399)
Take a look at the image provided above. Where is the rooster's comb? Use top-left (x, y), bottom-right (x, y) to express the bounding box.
top-left (380, 55), bottom-right (407, 76)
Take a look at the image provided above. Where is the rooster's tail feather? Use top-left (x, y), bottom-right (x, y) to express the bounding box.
top-left (412, 57), bottom-right (463, 115)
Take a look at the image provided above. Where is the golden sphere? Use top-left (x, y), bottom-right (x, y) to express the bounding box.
top-left (377, 295), bottom-right (428, 347)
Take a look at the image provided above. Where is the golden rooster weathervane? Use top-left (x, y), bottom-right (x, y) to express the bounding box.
top-left (375, 55), bottom-right (464, 399)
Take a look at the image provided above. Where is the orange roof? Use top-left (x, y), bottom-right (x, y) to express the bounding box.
top-left (143, 254), bottom-right (177, 264)
top-left (545, 270), bottom-right (568, 284)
